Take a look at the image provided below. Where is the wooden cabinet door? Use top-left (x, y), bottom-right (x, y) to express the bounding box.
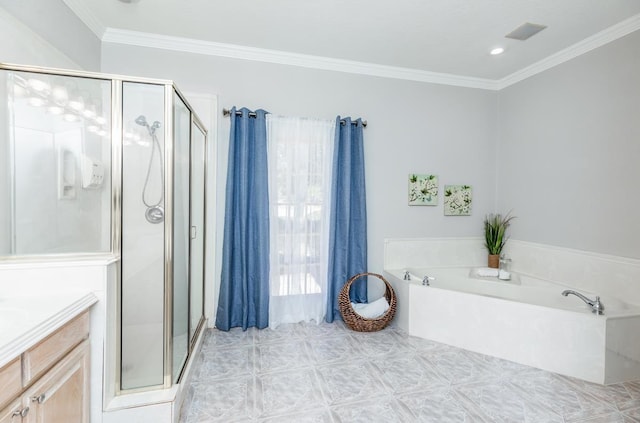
top-left (0, 399), bottom-right (25, 423)
top-left (23, 340), bottom-right (89, 423)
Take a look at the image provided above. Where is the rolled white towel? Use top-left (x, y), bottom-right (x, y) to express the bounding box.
top-left (351, 296), bottom-right (390, 319)
top-left (476, 267), bottom-right (499, 277)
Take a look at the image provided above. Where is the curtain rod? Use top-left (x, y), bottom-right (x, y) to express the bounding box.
top-left (222, 108), bottom-right (367, 127)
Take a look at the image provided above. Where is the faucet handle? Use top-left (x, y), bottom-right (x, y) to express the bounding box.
top-left (422, 275), bottom-right (435, 286)
top-left (403, 271), bottom-right (411, 280)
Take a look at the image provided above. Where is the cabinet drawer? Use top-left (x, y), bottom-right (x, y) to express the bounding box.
top-left (0, 357), bottom-right (21, 409)
top-left (23, 311), bottom-right (89, 385)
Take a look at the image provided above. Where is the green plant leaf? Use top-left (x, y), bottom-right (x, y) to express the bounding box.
top-left (483, 212), bottom-right (515, 255)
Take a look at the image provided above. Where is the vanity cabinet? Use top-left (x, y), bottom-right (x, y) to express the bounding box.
top-left (0, 358), bottom-right (21, 410)
top-left (0, 399), bottom-right (22, 423)
top-left (0, 312), bottom-right (90, 423)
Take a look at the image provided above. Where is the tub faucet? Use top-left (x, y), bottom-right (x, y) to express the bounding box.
top-left (561, 290), bottom-right (605, 315)
top-left (422, 276), bottom-right (435, 286)
top-left (403, 271), bottom-right (411, 281)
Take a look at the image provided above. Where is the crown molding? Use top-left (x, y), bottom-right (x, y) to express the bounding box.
top-left (61, 0), bottom-right (106, 38)
top-left (101, 28), bottom-right (500, 90)
top-left (497, 13), bottom-right (640, 89)
top-left (77, 9), bottom-right (640, 91)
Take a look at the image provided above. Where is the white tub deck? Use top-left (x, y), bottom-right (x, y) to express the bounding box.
top-left (384, 267), bottom-right (640, 385)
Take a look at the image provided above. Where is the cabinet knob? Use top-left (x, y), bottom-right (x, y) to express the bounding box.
top-left (31, 393), bottom-right (46, 404)
top-left (12, 406), bottom-right (29, 418)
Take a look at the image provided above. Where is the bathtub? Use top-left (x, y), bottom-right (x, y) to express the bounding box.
top-left (384, 267), bottom-right (640, 385)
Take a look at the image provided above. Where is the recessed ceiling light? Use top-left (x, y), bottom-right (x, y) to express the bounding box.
top-left (490, 47), bottom-right (505, 56)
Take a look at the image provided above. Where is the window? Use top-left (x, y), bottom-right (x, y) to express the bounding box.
top-left (266, 116), bottom-right (335, 326)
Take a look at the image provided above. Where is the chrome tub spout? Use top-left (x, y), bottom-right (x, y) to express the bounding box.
top-left (561, 290), bottom-right (605, 315)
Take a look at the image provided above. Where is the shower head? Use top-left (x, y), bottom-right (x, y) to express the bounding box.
top-left (135, 115), bottom-right (161, 135)
top-left (135, 115), bottom-right (147, 127)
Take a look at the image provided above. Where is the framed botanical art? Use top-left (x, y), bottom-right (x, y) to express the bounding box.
top-left (408, 174), bottom-right (438, 206)
top-left (444, 185), bottom-right (472, 215)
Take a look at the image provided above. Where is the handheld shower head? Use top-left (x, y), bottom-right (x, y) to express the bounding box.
top-left (135, 115), bottom-right (161, 136)
top-left (135, 115), bottom-right (148, 127)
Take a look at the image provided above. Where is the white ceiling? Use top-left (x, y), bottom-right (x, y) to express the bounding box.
top-left (65, 0), bottom-right (640, 86)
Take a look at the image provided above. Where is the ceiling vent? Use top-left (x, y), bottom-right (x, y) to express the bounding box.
top-left (505, 23), bottom-right (547, 41)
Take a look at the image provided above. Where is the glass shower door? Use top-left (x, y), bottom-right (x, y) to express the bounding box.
top-left (121, 82), bottom-right (166, 390)
top-left (189, 120), bottom-right (206, 344)
top-left (172, 91), bottom-right (190, 381)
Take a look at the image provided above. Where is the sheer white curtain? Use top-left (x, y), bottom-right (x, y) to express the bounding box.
top-left (266, 115), bottom-right (335, 328)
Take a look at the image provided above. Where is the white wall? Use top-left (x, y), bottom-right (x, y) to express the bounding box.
top-left (497, 29), bottom-right (640, 259)
top-left (0, 5), bottom-right (79, 252)
top-left (0, 2), bottom-right (100, 70)
top-left (0, 6), bottom-right (81, 70)
top-left (101, 44), bottom-right (499, 309)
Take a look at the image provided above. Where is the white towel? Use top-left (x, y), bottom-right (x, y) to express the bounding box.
top-left (351, 296), bottom-right (390, 319)
top-left (476, 267), bottom-right (499, 277)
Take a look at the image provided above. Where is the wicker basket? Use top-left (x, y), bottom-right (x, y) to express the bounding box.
top-left (338, 272), bottom-right (397, 332)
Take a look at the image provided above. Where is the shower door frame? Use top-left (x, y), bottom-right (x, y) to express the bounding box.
top-left (0, 62), bottom-right (208, 396)
top-left (167, 87), bottom-right (208, 386)
top-left (119, 82), bottom-right (208, 393)
top-left (188, 115), bottom-right (207, 354)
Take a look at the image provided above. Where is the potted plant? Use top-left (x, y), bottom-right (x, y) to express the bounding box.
top-left (484, 212), bottom-right (515, 268)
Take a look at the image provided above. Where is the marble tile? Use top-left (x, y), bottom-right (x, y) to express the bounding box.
top-left (346, 329), bottom-right (412, 358)
top-left (619, 400), bottom-right (640, 413)
top-left (508, 372), bottom-right (617, 421)
top-left (559, 376), bottom-right (634, 410)
top-left (315, 362), bottom-right (389, 406)
top-left (405, 334), bottom-right (452, 352)
top-left (331, 398), bottom-right (412, 423)
top-left (305, 333), bottom-right (362, 365)
top-left (301, 320), bottom-right (348, 338)
top-left (181, 323), bottom-right (640, 423)
top-left (624, 381), bottom-right (640, 399)
top-left (369, 352), bottom-right (449, 394)
top-left (396, 387), bottom-right (490, 422)
top-left (255, 368), bottom-right (325, 418)
top-left (194, 345), bottom-right (254, 381)
top-left (258, 407), bottom-right (335, 423)
top-left (622, 406), bottom-right (640, 421)
top-left (456, 380), bottom-right (563, 422)
top-left (423, 348), bottom-right (498, 386)
top-left (571, 411), bottom-right (638, 423)
top-left (204, 327), bottom-right (255, 351)
top-left (255, 323), bottom-right (306, 344)
top-left (181, 375), bottom-right (255, 423)
top-left (255, 339), bottom-right (312, 374)
top-left (473, 353), bottom-right (532, 380)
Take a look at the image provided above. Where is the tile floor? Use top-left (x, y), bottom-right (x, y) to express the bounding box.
top-left (180, 321), bottom-right (640, 422)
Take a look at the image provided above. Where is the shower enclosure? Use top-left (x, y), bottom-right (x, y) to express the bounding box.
top-left (0, 63), bottom-right (207, 394)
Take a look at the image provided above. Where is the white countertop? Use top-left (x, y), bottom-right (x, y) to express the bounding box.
top-left (0, 291), bottom-right (98, 368)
